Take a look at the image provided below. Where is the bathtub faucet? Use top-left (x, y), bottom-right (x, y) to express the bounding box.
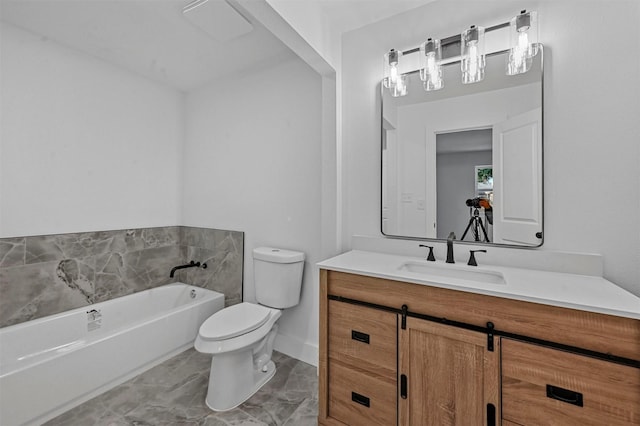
top-left (169, 260), bottom-right (207, 278)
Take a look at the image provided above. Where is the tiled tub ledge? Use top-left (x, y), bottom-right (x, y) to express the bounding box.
top-left (0, 226), bottom-right (244, 328)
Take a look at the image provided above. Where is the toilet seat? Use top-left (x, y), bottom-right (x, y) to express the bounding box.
top-left (199, 303), bottom-right (272, 341)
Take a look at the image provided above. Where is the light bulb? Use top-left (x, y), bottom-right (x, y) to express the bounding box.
top-left (426, 53), bottom-right (435, 70)
top-left (518, 31), bottom-right (530, 51)
top-left (468, 43), bottom-right (479, 77)
top-left (390, 64), bottom-right (398, 85)
top-left (510, 31), bottom-right (529, 73)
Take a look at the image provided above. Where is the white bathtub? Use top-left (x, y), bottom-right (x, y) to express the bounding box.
top-left (0, 283), bottom-right (224, 426)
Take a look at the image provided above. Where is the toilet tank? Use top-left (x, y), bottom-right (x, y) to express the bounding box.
top-left (253, 247), bottom-right (305, 309)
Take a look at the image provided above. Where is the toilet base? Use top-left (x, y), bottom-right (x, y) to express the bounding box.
top-left (204, 355), bottom-right (276, 412)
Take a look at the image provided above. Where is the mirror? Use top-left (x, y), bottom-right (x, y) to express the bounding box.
top-left (381, 47), bottom-right (543, 247)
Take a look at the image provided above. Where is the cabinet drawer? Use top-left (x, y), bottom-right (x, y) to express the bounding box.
top-left (328, 360), bottom-right (396, 426)
top-left (328, 300), bottom-right (396, 378)
top-left (502, 338), bottom-right (640, 425)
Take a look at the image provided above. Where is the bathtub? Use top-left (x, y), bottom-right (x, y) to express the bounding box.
top-left (0, 283), bottom-right (224, 426)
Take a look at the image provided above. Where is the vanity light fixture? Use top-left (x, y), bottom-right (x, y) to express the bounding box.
top-left (461, 25), bottom-right (486, 84)
top-left (419, 38), bottom-right (443, 91)
top-left (381, 11), bottom-right (540, 93)
top-left (507, 10), bottom-right (539, 75)
top-left (383, 49), bottom-right (408, 97)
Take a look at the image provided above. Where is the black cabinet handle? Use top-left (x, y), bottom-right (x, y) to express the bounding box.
top-left (546, 384), bottom-right (583, 407)
top-left (351, 330), bottom-right (370, 344)
top-left (400, 374), bottom-right (408, 399)
top-left (351, 392), bottom-right (370, 407)
top-left (486, 403), bottom-right (496, 426)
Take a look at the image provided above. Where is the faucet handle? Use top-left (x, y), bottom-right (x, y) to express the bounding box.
top-left (467, 249), bottom-right (487, 266)
top-left (419, 244), bottom-right (436, 261)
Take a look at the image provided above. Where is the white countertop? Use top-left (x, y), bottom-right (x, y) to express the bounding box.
top-left (318, 250), bottom-right (640, 320)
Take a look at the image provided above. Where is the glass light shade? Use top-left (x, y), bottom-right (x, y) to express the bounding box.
top-left (383, 49), bottom-right (403, 89)
top-left (419, 38), bottom-right (443, 91)
top-left (390, 74), bottom-right (408, 97)
top-left (461, 25), bottom-right (486, 84)
top-left (507, 10), bottom-right (539, 75)
top-left (383, 49), bottom-right (408, 97)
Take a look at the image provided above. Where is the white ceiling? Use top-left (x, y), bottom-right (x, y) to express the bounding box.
top-left (0, 0), bottom-right (434, 91)
top-left (0, 0), bottom-right (298, 91)
top-left (312, 0), bottom-right (435, 34)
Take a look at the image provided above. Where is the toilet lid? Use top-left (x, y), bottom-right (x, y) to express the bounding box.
top-left (199, 303), bottom-right (272, 341)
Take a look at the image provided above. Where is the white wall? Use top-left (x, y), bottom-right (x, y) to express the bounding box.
top-left (183, 58), bottom-right (322, 364)
top-left (239, 0), bottom-right (343, 262)
top-left (342, 1), bottom-right (640, 295)
top-left (0, 23), bottom-right (183, 237)
top-left (264, 0), bottom-right (340, 71)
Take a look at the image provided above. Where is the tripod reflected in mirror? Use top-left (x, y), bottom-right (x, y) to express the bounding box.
top-left (461, 198), bottom-right (492, 243)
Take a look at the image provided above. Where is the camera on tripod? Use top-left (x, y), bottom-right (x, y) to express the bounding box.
top-left (465, 197), bottom-right (491, 210)
top-left (461, 197), bottom-right (492, 242)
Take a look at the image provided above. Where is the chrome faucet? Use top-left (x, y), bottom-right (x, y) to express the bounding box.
top-left (446, 232), bottom-right (456, 264)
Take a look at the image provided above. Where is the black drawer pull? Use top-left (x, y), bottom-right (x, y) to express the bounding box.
top-left (351, 391), bottom-right (370, 407)
top-left (546, 384), bottom-right (583, 407)
top-left (351, 330), bottom-right (370, 344)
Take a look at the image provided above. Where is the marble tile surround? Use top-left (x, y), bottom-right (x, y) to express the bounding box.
top-left (0, 226), bottom-right (243, 328)
top-left (44, 350), bottom-right (318, 426)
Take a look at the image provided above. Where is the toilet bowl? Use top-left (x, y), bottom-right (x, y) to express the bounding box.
top-left (194, 247), bottom-right (305, 411)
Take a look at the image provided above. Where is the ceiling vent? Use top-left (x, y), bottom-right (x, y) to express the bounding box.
top-left (183, 0), bottom-right (253, 42)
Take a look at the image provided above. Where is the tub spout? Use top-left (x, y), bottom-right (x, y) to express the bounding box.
top-left (170, 261), bottom-right (206, 278)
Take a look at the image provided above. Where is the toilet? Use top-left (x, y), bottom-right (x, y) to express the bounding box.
top-left (194, 246), bottom-right (305, 411)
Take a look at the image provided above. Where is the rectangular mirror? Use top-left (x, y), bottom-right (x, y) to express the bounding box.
top-left (381, 47), bottom-right (543, 247)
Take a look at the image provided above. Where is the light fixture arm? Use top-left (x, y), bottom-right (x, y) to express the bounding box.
top-left (399, 20), bottom-right (510, 59)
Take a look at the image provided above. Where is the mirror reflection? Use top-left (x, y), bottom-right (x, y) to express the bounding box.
top-left (381, 48), bottom-right (543, 246)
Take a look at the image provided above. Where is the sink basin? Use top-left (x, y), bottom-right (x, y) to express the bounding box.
top-left (398, 261), bottom-right (507, 285)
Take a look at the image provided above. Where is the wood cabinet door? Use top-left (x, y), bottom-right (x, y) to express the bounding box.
top-left (399, 317), bottom-right (500, 426)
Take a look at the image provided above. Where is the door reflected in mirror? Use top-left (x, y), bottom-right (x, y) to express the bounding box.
top-left (381, 47), bottom-right (543, 247)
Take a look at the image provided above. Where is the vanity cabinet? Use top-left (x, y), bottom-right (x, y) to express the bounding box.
top-left (318, 269), bottom-right (640, 426)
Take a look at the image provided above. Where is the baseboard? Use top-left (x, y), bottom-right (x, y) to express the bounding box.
top-left (274, 332), bottom-right (318, 368)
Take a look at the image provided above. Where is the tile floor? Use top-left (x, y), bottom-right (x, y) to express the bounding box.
top-left (44, 350), bottom-right (318, 426)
